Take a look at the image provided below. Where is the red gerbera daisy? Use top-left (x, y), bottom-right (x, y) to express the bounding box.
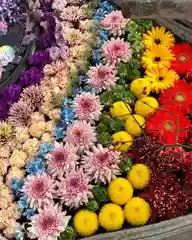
top-left (146, 104), bottom-right (190, 144)
top-left (171, 44), bottom-right (192, 76)
top-left (159, 80), bottom-right (192, 113)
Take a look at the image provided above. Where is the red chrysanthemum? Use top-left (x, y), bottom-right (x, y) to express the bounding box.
top-left (171, 43), bottom-right (192, 76)
top-left (146, 104), bottom-right (190, 144)
top-left (159, 80), bottom-right (192, 113)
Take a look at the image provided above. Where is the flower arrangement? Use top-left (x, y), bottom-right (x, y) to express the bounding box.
top-left (0, 0), bottom-right (192, 240)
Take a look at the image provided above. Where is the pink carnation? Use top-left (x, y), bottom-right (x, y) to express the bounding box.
top-left (88, 65), bottom-right (118, 93)
top-left (73, 92), bottom-right (102, 122)
top-left (22, 173), bottom-right (56, 209)
top-left (82, 144), bottom-right (121, 184)
top-left (46, 142), bottom-right (79, 177)
top-left (28, 204), bottom-right (71, 240)
top-left (103, 38), bottom-right (132, 65)
top-left (101, 11), bottom-right (126, 36)
top-left (65, 121), bottom-right (97, 152)
top-left (57, 168), bottom-right (93, 208)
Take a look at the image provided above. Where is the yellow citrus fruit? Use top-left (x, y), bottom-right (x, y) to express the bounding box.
top-left (110, 101), bottom-right (132, 120)
top-left (130, 78), bottom-right (150, 98)
top-left (108, 178), bottom-right (134, 205)
top-left (99, 203), bottom-right (124, 231)
top-left (134, 96), bottom-right (159, 118)
top-left (112, 131), bottom-right (133, 152)
top-left (128, 164), bottom-right (150, 189)
top-left (124, 197), bottom-right (151, 226)
top-left (124, 114), bottom-right (145, 137)
top-left (73, 210), bottom-right (99, 237)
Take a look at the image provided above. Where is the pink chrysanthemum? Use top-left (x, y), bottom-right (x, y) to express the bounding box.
top-left (28, 204), bottom-right (71, 240)
top-left (65, 121), bottom-right (97, 152)
top-left (82, 144), bottom-right (121, 184)
top-left (22, 173), bottom-right (56, 209)
top-left (88, 65), bottom-right (118, 93)
top-left (57, 168), bottom-right (93, 208)
top-left (46, 142), bottom-right (78, 177)
top-left (101, 10), bottom-right (126, 36)
top-left (73, 92), bottom-right (102, 122)
top-left (103, 38), bottom-right (132, 65)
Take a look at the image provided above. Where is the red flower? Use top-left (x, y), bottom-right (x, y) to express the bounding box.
top-left (146, 104), bottom-right (190, 144)
top-left (171, 44), bottom-right (192, 76)
top-left (159, 80), bottom-right (192, 113)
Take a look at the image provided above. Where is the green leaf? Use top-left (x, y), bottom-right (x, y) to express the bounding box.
top-left (85, 200), bottom-right (99, 211)
top-left (98, 132), bottom-right (112, 147)
top-left (97, 122), bottom-right (109, 134)
top-left (119, 157), bottom-right (133, 172)
top-left (52, 93), bottom-right (64, 108)
top-left (67, 70), bottom-right (78, 97)
top-left (92, 185), bottom-right (108, 203)
top-left (109, 118), bottom-right (124, 132)
top-left (100, 91), bottom-right (114, 106)
top-left (60, 226), bottom-right (77, 240)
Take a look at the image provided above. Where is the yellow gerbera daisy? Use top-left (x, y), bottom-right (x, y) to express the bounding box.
top-left (145, 67), bottom-right (179, 93)
top-left (143, 26), bottom-right (175, 49)
top-left (142, 45), bottom-right (175, 70)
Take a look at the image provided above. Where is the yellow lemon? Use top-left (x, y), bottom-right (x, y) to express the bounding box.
top-left (108, 178), bottom-right (134, 205)
top-left (124, 114), bottom-right (145, 137)
top-left (128, 164), bottom-right (150, 189)
top-left (74, 210), bottom-right (99, 237)
top-left (110, 101), bottom-right (132, 120)
top-left (124, 197), bottom-right (151, 226)
top-left (130, 78), bottom-right (150, 98)
top-left (112, 131), bottom-right (133, 152)
top-left (134, 96), bottom-right (159, 118)
top-left (99, 203), bottom-right (124, 231)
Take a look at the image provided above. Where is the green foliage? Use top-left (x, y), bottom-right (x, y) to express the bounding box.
top-left (119, 157), bottom-right (132, 172)
top-left (52, 92), bottom-right (64, 108)
top-left (60, 226), bottom-right (77, 240)
top-left (135, 20), bottom-right (153, 33)
top-left (98, 132), bottom-right (112, 147)
top-left (67, 69), bottom-right (78, 97)
top-left (92, 185), bottom-right (108, 203)
top-left (117, 61), bottom-right (141, 82)
top-left (85, 200), bottom-right (99, 212)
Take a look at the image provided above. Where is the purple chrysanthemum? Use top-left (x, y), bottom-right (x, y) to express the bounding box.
top-left (2, 84), bottom-right (21, 105)
top-left (8, 102), bottom-right (33, 126)
top-left (73, 92), bottom-right (102, 122)
top-left (19, 68), bottom-right (43, 87)
top-left (37, 31), bottom-right (55, 49)
top-left (46, 142), bottom-right (79, 177)
top-left (57, 168), bottom-right (93, 208)
top-left (82, 144), bottom-right (121, 184)
top-left (65, 121), bottom-right (97, 152)
top-left (28, 204), bottom-right (71, 240)
top-left (22, 173), bottom-right (56, 209)
top-left (20, 85), bottom-right (44, 110)
top-left (0, 99), bottom-right (9, 120)
top-left (29, 51), bottom-right (50, 70)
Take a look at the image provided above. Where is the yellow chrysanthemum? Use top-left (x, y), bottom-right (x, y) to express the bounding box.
top-left (144, 67), bottom-right (179, 93)
top-left (128, 164), bottom-right (150, 189)
top-left (110, 101), bottom-right (132, 120)
top-left (108, 178), bottom-right (133, 205)
top-left (124, 115), bottom-right (145, 137)
top-left (112, 131), bottom-right (133, 152)
top-left (130, 78), bottom-right (151, 98)
top-left (0, 121), bottom-right (13, 142)
top-left (99, 203), bottom-right (124, 231)
top-left (142, 45), bottom-right (175, 70)
top-left (124, 197), bottom-right (151, 226)
top-left (74, 210), bottom-right (99, 237)
top-left (143, 26), bottom-right (175, 49)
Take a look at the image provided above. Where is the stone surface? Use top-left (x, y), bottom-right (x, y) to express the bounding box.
top-left (83, 215), bottom-right (192, 240)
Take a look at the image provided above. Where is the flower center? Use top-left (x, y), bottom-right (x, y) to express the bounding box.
top-left (70, 178), bottom-right (79, 188)
top-left (154, 57), bottom-right (161, 62)
top-left (163, 120), bottom-right (175, 131)
top-left (154, 39), bottom-right (161, 44)
top-left (54, 151), bottom-right (66, 164)
top-left (81, 100), bottom-right (92, 109)
top-left (179, 54), bottom-right (187, 62)
top-left (73, 129), bottom-right (82, 138)
top-left (175, 93), bottom-right (185, 102)
top-left (40, 216), bottom-right (56, 231)
top-left (159, 77), bottom-right (164, 81)
top-left (97, 69), bottom-right (107, 79)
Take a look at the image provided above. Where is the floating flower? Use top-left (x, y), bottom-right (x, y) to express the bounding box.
top-left (0, 45), bottom-right (15, 66)
top-left (171, 43), bottom-right (192, 75)
top-left (0, 99), bottom-right (9, 120)
top-left (103, 38), bottom-right (132, 65)
top-left (8, 102), bottom-right (33, 127)
top-left (159, 80), bottom-right (192, 113)
top-left (0, 121), bottom-right (12, 142)
top-left (144, 67), bottom-right (179, 93)
top-left (142, 45), bottom-right (175, 70)
top-left (46, 142), bottom-right (78, 177)
top-left (60, 6), bottom-right (87, 22)
top-left (73, 92), bottom-right (102, 122)
top-left (82, 144), bottom-right (121, 184)
top-left (2, 84), bottom-right (22, 105)
top-left (29, 51), bottom-right (50, 70)
top-left (22, 173), bottom-right (56, 209)
top-left (28, 204), bottom-right (71, 240)
top-left (49, 46), bottom-right (60, 60)
top-left (146, 104), bottom-right (190, 144)
top-left (65, 121), bottom-right (97, 152)
top-left (20, 85), bottom-right (44, 110)
top-left (88, 65), bottom-right (118, 92)
top-left (52, 0), bottom-right (67, 11)
top-left (58, 168), bottom-right (93, 208)
top-left (101, 10), bottom-right (126, 36)
top-left (26, 159), bottom-right (46, 176)
top-left (19, 68), bottom-right (43, 87)
top-left (143, 26), bottom-right (175, 49)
